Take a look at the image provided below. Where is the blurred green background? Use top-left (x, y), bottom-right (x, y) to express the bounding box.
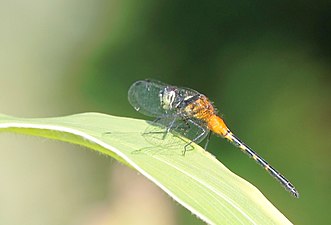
top-left (0, 1), bottom-right (330, 225)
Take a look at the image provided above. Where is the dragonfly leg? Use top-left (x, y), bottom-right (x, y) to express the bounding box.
top-left (163, 117), bottom-right (179, 139)
top-left (182, 119), bottom-right (208, 155)
top-left (204, 132), bottom-right (212, 150)
top-left (144, 117), bottom-right (179, 141)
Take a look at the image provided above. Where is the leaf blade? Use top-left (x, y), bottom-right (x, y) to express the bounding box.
top-left (0, 113), bottom-right (293, 225)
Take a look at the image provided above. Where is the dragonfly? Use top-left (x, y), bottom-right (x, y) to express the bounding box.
top-left (128, 79), bottom-right (299, 198)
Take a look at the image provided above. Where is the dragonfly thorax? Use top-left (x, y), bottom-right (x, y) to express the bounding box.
top-left (159, 87), bottom-right (193, 111)
top-left (182, 95), bottom-right (216, 119)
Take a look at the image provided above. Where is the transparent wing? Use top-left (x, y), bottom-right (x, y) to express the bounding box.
top-left (128, 80), bottom-right (170, 117)
top-left (128, 79), bottom-right (201, 117)
top-left (145, 116), bottom-right (209, 144)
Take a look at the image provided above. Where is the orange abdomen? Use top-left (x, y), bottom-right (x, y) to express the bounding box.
top-left (207, 115), bottom-right (229, 137)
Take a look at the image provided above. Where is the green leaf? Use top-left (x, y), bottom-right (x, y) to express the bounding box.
top-left (0, 113), bottom-right (293, 225)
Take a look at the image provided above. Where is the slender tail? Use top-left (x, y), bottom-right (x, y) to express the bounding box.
top-left (224, 131), bottom-right (299, 198)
